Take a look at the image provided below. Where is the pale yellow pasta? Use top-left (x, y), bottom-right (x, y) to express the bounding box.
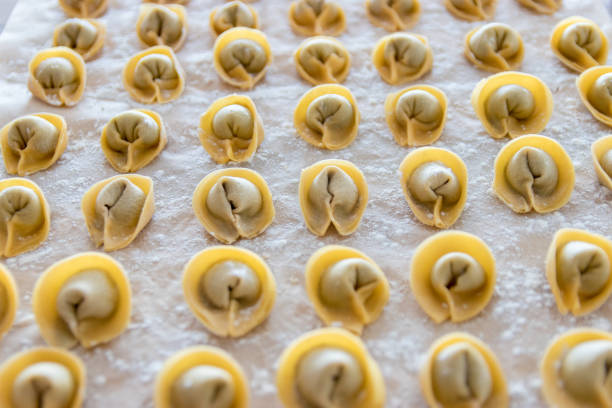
top-left (289, 0), bottom-right (346, 36)
top-left (465, 23), bottom-right (524, 72)
top-left (365, 0), bottom-right (420, 31)
top-left (53, 18), bottom-right (105, 61)
top-left (551, 17), bottom-right (608, 73)
top-left (372, 32), bottom-right (433, 85)
top-left (445, 0), bottom-right (496, 21)
top-left (210, 1), bottom-right (259, 37)
top-left (58, 0), bottom-right (107, 18)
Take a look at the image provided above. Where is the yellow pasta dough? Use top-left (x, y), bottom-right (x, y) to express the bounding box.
top-left (365, 0), bottom-right (420, 32)
top-left (198, 94), bottom-right (264, 164)
top-left (384, 85), bottom-right (447, 146)
top-left (0, 264), bottom-right (18, 340)
top-left (0, 178), bottom-right (50, 258)
top-left (577, 65), bottom-right (612, 127)
top-left (288, 0), bottom-right (346, 36)
top-left (100, 109), bottom-right (167, 172)
top-left (192, 168), bottom-right (275, 244)
top-left (471, 71), bottom-right (553, 139)
top-left (445, 0), bottom-right (496, 21)
top-left (210, 1), bottom-right (259, 37)
top-left (294, 84), bottom-right (360, 150)
top-left (53, 18), bottom-right (105, 62)
top-left (420, 332), bottom-right (508, 408)
top-left (399, 147), bottom-right (468, 229)
top-left (592, 135), bottom-right (612, 190)
top-left (299, 159), bottom-right (368, 236)
top-left (541, 328), bottom-right (612, 408)
top-left (465, 23), bottom-right (524, 72)
top-left (122, 45), bottom-right (185, 104)
top-left (58, 0), bottom-right (107, 18)
top-left (411, 231), bottom-right (496, 323)
top-left (81, 174), bottom-right (155, 251)
top-left (182, 246), bottom-right (276, 338)
top-left (28, 47), bottom-right (86, 107)
top-left (213, 27), bottom-right (272, 90)
top-left (551, 17), bottom-right (608, 73)
top-left (276, 328), bottom-right (385, 408)
top-left (372, 32), bottom-right (433, 85)
top-left (136, 4), bottom-right (188, 51)
top-left (304, 245), bottom-right (389, 335)
top-left (0, 113), bottom-right (68, 176)
top-left (0, 347), bottom-right (86, 408)
top-left (32, 252), bottom-right (132, 349)
top-left (154, 346), bottom-right (249, 408)
top-left (294, 36), bottom-right (351, 85)
top-left (516, 0), bottom-right (561, 14)
top-left (493, 134), bottom-right (574, 214)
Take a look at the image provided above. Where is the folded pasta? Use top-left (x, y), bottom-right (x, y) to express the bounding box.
top-left (58, 0), bottom-right (107, 18)
top-left (53, 18), bottom-right (105, 61)
top-left (465, 23), bottom-right (524, 72)
top-left (551, 17), bottom-right (607, 73)
top-left (136, 4), bottom-right (187, 51)
top-left (210, 1), bottom-right (258, 37)
top-left (365, 0), bottom-right (420, 32)
top-left (289, 0), bottom-right (346, 36)
top-left (372, 32), bottom-right (433, 85)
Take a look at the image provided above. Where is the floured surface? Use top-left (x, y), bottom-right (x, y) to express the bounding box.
top-left (0, 0), bottom-right (611, 407)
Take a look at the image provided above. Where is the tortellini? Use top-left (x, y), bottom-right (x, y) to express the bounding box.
top-left (541, 329), bottom-right (612, 408)
top-left (0, 178), bottom-right (50, 258)
top-left (136, 4), bottom-right (187, 51)
top-left (545, 228), bottom-right (612, 317)
top-left (294, 36), bottom-right (351, 85)
top-left (465, 23), bottom-right (524, 72)
top-left (123, 45), bottom-right (185, 104)
top-left (210, 1), bottom-right (259, 37)
top-left (399, 147), bottom-right (468, 229)
top-left (182, 246), bottom-right (276, 338)
top-left (0, 113), bottom-right (68, 176)
top-left (213, 27), bottom-right (271, 90)
top-left (288, 0), bottom-right (346, 36)
top-left (365, 0), bottom-right (421, 32)
top-left (32, 252), bottom-right (131, 349)
top-left (294, 84), bottom-right (360, 150)
top-left (28, 47), bottom-right (86, 107)
top-left (277, 328), bottom-right (385, 408)
top-left (192, 168), bottom-right (275, 244)
top-left (411, 231), bottom-right (496, 323)
top-left (100, 109), bottom-right (167, 172)
top-left (384, 85), bottom-right (447, 146)
top-left (372, 32), bottom-right (433, 85)
top-left (0, 347), bottom-right (86, 408)
top-left (0, 264), bottom-right (18, 340)
top-left (445, 0), bottom-right (496, 21)
top-left (198, 94), bottom-right (264, 164)
top-left (299, 160), bottom-right (368, 236)
top-left (471, 71), bottom-right (553, 139)
top-left (81, 174), bottom-right (155, 251)
top-left (516, 0), bottom-right (561, 14)
top-left (58, 0), bottom-right (107, 18)
top-left (577, 66), bottom-right (612, 127)
top-left (493, 134), bottom-right (574, 214)
top-left (304, 246), bottom-right (389, 334)
top-left (53, 18), bottom-right (105, 61)
top-left (592, 135), bottom-right (612, 190)
top-left (420, 332), bottom-right (508, 408)
top-left (144, 0), bottom-right (189, 4)
top-left (551, 17), bottom-right (608, 73)
top-left (155, 346), bottom-right (249, 408)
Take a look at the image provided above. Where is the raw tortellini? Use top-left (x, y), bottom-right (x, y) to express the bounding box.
top-left (123, 45), bottom-right (185, 104)
top-left (372, 32), bottom-right (433, 85)
top-left (210, 1), bottom-right (259, 37)
top-left (58, 0), bottom-right (107, 18)
top-left (592, 135), bottom-right (612, 190)
top-left (294, 84), bottom-right (360, 150)
top-left (53, 18), bottom-right (105, 61)
top-left (493, 134), bottom-right (574, 214)
top-left (182, 246), bottom-right (276, 338)
top-left (0, 113), bottom-right (68, 176)
top-left (472, 71), bottom-right (553, 139)
top-left (445, 0), bottom-right (497, 21)
top-left (399, 147), bottom-right (468, 229)
top-left (28, 47), bottom-right (86, 107)
top-left (213, 27), bottom-right (271, 90)
top-left (541, 329), bottom-right (612, 408)
top-left (288, 0), bottom-right (346, 36)
top-left (294, 36), bottom-right (351, 85)
top-left (0, 178), bottom-right (50, 258)
top-left (136, 4), bottom-right (187, 51)
top-left (365, 0), bottom-right (421, 32)
top-left (516, 0), bottom-right (561, 14)
top-left (546, 228), bottom-right (612, 317)
top-left (154, 346), bottom-right (249, 408)
top-left (276, 328), bottom-right (385, 408)
top-left (384, 85), bottom-right (447, 146)
top-left (100, 109), bottom-right (167, 172)
top-left (465, 23), bottom-right (524, 72)
top-left (577, 65), bottom-right (612, 127)
top-left (411, 231), bottom-right (496, 323)
top-left (198, 94), bottom-right (264, 164)
top-left (81, 174), bottom-right (155, 251)
top-left (305, 245), bottom-right (389, 334)
top-left (33, 252), bottom-right (132, 349)
top-left (0, 347), bottom-right (86, 408)
top-left (299, 160), bottom-right (368, 236)
top-left (0, 264), bottom-right (18, 340)
top-left (420, 332), bottom-right (508, 408)
top-left (192, 168), bottom-right (275, 244)
top-left (551, 17), bottom-right (608, 73)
